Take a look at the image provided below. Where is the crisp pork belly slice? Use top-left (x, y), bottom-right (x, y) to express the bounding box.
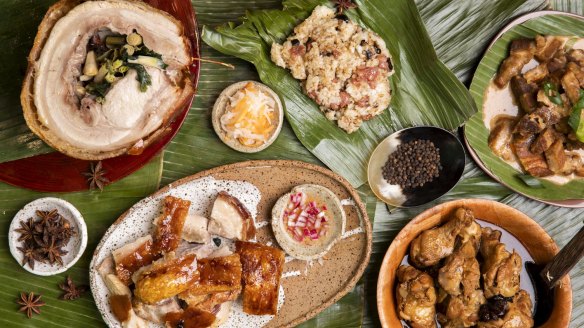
top-left (154, 196), bottom-right (191, 253)
top-left (101, 273), bottom-right (148, 328)
top-left (208, 191), bottom-right (255, 241)
top-left (134, 253), bottom-right (199, 304)
top-left (112, 235), bottom-right (159, 285)
top-left (164, 307), bottom-right (216, 328)
top-left (182, 213), bottom-right (211, 243)
top-left (488, 116), bottom-right (516, 161)
top-left (178, 254), bottom-right (242, 297)
top-left (179, 290), bottom-right (240, 313)
top-left (236, 241), bottom-right (285, 315)
top-left (133, 297), bottom-right (181, 324)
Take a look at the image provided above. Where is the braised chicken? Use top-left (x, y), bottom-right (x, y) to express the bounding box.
top-left (478, 290), bottom-right (533, 328)
top-left (396, 265), bottom-right (437, 328)
top-left (490, 34), bottom-right (584, 180)
top-left (437, 288), bottom-right (485, 328)
top-left (479, 228), bottom-right (522, 299)
top-left (410, 207), bottom-right (474, 268)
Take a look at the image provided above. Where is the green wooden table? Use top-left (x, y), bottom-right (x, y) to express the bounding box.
top-left (0, 0), bottom-right (583, 327)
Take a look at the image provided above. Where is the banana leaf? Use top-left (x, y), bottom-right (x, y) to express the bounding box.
top-left (415, 0), bottom-right (547, 82)
top-left (202, 0), bottom-right (477, 188)
top-left (0, 155), bottom-right (162, 327)
top-left (550, 0), bottom-right (584, 15)
top-left (465, 14), bottom-right (584, 200)
top-left (0, 0), bottom-right (54, 163)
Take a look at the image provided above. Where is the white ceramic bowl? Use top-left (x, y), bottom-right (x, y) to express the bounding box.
top-left (8, 197), bottom-right (88, 276)
top-left (271, 184), bottom-right (346, 260)
top-left (212, 81), bottom-right (284, 153)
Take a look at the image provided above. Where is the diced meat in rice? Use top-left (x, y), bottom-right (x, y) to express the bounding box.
top-left (271, 5), bottom-right (393, 133)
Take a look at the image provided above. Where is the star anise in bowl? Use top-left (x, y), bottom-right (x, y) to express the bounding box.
top-left (14, 209), bottom-right (76, 269)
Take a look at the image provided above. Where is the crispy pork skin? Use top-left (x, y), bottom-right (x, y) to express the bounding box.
top-left (21, 0), bottom-right (194, 160)
top-left (208, 192), bottom-right (256, 241)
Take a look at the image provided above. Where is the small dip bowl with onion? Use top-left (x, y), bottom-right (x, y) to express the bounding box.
top-left (212, 81), bottom-right (284, 153)
top-left (271, 184), bottom-right (346, 260)
top-left (368, 126), bottom-right (465, 207)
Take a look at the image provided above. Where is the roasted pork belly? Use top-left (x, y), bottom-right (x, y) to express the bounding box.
top-left (178, 254), bottom-right (242, 297)
top-left (164, 307), bottom-right (216, 328)
top-left (488, 116), bottom-right (516, 161)
top-left (534, 35), bottom-right (564, 62)
top-left (510, 76), bottom-right (537, 113)
top-left (495, 39), bottom-right (535, 88)
top-left (561, 71), bottom-right (581, 104)
top-left (512, 134), bottom-right (553, 177)
top-left (236, 241), bottom-right (285, 315)
top-left (113, 235), bottom-right (159, 285)
top-left (179, 290), bottom-right (240, 313)
top-left (544, 140), bottom-right (568, 174)
top-left (134, 253), bottom-right (199, 304)
top-left (514, 106), bottom-right (559, 136)
top-left (523, 63), bottom-right (549, 84)
top-left (530, 127), bottom-right (557, 154)
top-left (154, 196), bottom-right (191, 253)
top-left (567, 49), bottom-right (584, 66)
top-left (182, 214), bottom-right (211, 243)
top-left (133, 297), bottom-right (181, 324)
top-left (208, 192), bottom-right (256, 241)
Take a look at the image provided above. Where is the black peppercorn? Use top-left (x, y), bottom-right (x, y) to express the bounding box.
top-left (381, 139), bottom-right (442, 190)
top-left (291, 39), bottom-right (300, 46)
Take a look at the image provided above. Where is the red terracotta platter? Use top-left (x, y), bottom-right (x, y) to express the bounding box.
top-left (0, 0), bottom-right (200, 192)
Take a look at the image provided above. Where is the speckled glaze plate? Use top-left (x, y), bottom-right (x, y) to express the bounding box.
top-left (89, 160), bottom-right (372, 328)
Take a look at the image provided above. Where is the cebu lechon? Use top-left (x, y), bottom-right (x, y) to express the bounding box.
top-left (21, 0), bottom-right (195, 160)
top-left (271, 5), bottom-right (393, 133)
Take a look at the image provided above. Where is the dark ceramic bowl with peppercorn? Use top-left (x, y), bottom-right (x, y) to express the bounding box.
top-left (368, 126), bottom-right (465, 207)
top-left (8, 197), bottom-right (87, 276)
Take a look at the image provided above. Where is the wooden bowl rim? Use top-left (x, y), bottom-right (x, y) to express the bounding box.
top-left (376, 198), bottom-right (573, 328)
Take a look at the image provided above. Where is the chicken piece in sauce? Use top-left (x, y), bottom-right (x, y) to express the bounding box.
top-left (477, 290), bottom-right (533, 328)
top-left (396, 265), bottom-right (437, 328)
top-left (479, 228), bottom-right (522, 299)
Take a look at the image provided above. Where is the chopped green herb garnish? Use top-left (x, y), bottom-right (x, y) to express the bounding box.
top-left (568, 89), bottom-right (584, 142)
top-left (127, 63), bottom-right (152, 92)
top-left (79, 31), bottom-right (165, 100)
top-left (543, 81), bottom-right (564, 106)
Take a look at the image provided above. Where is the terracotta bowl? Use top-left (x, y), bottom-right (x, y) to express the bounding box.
top-left (376, 199), bottom-right (572, 328)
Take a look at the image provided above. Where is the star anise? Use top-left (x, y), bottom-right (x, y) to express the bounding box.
top-left (17, 292), bottom-right (46, 319)
top-left (83, 161), bottom-right (110, 191)
top-left (59, 276), bottom-right (88, 301)
top-left (15, 217), bottom-right (36, 243)
top-left (17, 242), bottom-right (40, 269)
top-left (334, 0), bottom-right (357, 15)
top-left (37, 237), bottom-right (68, 266)
top-left (35, 209), bottom-right (59, 226)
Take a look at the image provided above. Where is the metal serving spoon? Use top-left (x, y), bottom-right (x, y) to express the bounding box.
top-left (526, 225), bottom-right (584, 326)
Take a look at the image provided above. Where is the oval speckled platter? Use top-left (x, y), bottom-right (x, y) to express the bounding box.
top-left (89, 160), bottom-right (372, 328)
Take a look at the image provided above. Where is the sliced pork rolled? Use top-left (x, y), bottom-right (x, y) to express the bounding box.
top-left (21, 0), bottom-right (195, 160)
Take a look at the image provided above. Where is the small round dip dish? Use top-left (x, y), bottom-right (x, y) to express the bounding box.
top-left (212, 81), bottom-right (284, 153)
top-left (368, 126), bottom-right (465, 207)
top-left (271, 184), bottom-right (346, 260)
top-left (8, 197), bottom-right (87, 276)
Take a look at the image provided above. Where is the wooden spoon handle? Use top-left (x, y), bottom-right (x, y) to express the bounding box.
top-left (540, 225), bottom-right (584, 289)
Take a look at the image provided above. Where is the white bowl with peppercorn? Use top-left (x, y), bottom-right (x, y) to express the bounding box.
top-left (368, 126), bottom-right (465, 207)
top-left (8, 197), bottom-right (88, 276)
